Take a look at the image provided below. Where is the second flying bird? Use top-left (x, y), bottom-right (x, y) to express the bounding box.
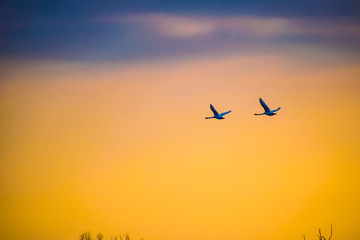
top-left (205, 104), bottom-right (232, 120)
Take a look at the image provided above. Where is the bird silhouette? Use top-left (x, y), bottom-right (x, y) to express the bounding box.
top-left (206, 104), bottom-right (231, 119)
top-left (254, 98), bottom-right (281, 116)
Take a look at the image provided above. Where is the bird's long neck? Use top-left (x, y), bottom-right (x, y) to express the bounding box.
top-left (254, 113), bottom-right (265, 116)
top-left (205, 117), bottom-right (213, 119)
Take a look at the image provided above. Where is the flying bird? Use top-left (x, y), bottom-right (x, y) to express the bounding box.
top-left (205, 104), bottom-right (231, 119)
top-left (254, 98), bottom-right (281, 116)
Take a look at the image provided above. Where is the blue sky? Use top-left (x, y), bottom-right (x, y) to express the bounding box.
top-left (1, 0), bottom-right (359, 61)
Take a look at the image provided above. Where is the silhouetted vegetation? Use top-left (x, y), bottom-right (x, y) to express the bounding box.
top-left (96, 232), bottom-right (104, 240)
top-left (79, 232), bottom-right (143, 240)
top-left (303, 223), bottom-right (332, 240)
top-left (80, 224), bottom-right (332, 240)
top-left (80, 232), bottom-right (92, 240)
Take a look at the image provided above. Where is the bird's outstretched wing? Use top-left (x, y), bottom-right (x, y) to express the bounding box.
top-left (272, 107), bottom-right (281, 113)
top-left (210, 104), bottom-right (219, 116)
top-left (219, 110), bottom-right (231, 117)
top-left (259, 98), bottom-right (270, 112)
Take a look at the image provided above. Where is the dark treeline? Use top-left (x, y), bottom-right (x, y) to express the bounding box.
top-left (80, 223), bottom-right (332, 240)
top-left (79, 232), bottom-right (144, 240)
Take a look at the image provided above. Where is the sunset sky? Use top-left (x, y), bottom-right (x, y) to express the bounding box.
top-left (1, 1), bottom-right (360, 240)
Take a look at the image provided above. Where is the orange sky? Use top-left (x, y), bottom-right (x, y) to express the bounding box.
top-left (1, 46), bottom-right (360, 240)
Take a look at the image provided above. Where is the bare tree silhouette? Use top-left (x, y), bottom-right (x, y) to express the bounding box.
top-left (96, 232), bottom-right (104, 240)
top-left (125, 233), bottom-right (130, 240)
top-left (106, 233), bottom-right (138, 240)
top-left (80, 232), bottom-right (92, 240)
top-left (303, 223), bottom-right (332, 240)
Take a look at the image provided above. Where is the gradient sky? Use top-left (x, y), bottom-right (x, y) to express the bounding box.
top-left (1, 1), bottom-right (360, 240)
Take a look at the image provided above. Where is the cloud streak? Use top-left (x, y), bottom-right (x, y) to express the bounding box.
top-left (2, 11), bottom-right (359, 61)
top-left (102, 13), bottom-right (360, 40)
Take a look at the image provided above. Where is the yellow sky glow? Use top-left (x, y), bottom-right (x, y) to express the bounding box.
top-left (1, 49), bottom-right (360, 240)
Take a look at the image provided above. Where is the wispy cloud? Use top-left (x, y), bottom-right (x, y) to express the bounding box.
top-left (126, 14), bottom-right (216, 38)
top-left (100, 13), bottom-right (360, 40)
top-left (2, 12), bottom-right (359, 61)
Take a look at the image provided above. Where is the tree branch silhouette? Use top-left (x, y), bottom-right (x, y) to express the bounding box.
top-left (302, 223), bottom-right (332, 240)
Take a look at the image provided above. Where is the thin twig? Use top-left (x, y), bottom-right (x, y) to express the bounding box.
top-left (328, 223), bottom-right (333, 240)
top-left (318, 228), bottom-right (322, 240)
